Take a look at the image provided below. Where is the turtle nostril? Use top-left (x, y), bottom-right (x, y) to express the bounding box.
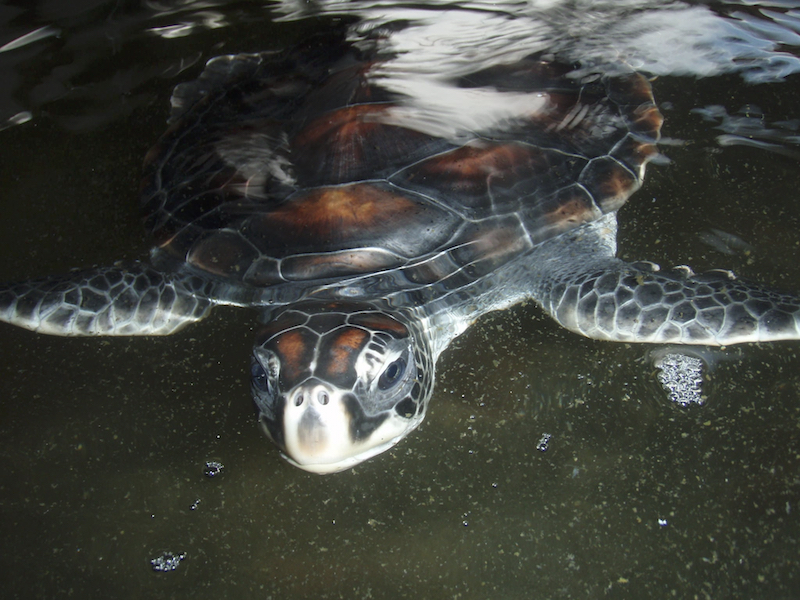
top-left (295, 393), bottom-right (304, 407)
top-left (317, 391), bottom-right (329, 406)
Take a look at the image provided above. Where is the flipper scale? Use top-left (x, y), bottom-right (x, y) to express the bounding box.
top-left (543, 263), bottom-right (800, 345)
top-left (0, 263), bottom-right (212, 336)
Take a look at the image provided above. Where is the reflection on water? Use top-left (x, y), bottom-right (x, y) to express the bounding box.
top-left (1, 1), bottom-right (800, 598)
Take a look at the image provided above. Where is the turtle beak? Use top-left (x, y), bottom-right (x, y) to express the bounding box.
top-left (268, 380), bottom-right (415, 474)
top-left (278, 382), bottom-right (358, 474)
top-left (283, 382), bottom-right (342, 466)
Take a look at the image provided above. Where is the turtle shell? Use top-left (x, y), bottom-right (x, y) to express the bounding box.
top-left (141, 33), bottom-right (662, 304)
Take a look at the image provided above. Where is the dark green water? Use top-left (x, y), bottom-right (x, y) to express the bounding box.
top-left (1, 1), bottom-right (799, 598)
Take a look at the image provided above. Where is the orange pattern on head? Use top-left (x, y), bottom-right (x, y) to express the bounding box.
top-left (325, 328), bottom-right (368, 377)
top-left (275, 330), bottom-right (310, 381)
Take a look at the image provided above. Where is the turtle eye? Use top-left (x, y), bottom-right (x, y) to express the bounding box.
top-left (251, 359), bottom-right (270, 393)
top-left (378, 357), bottom-right (407, 391)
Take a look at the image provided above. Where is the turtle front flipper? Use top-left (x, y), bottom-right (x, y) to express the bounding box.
top-left (0, 263), bottom-right (212, 336)
top-left (537, 261), bottom-right (800, 346)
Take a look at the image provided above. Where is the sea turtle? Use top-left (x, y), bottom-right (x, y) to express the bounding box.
top-left (3, 33), bottom-right (800, 474)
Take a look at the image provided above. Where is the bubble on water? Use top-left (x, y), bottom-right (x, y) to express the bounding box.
top-left (654, 353), bottom-right (704, 406)
top-left (204, 460), bottom-right (224, 478)
top-left (150, 551), bottom-right (186, 572)
top-left (536, 433), bottom-right (552, 452)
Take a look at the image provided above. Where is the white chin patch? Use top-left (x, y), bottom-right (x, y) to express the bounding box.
top-left (281, 397), bottom-right (423, 474)
top-left (282, 435), bottom-right (403, 474)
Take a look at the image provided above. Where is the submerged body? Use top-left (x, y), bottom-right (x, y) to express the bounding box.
top-left (2, 31), bottom-right (800, 473)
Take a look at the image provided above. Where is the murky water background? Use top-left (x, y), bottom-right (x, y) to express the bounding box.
top-left (1, 1), bottom-right (800, 598)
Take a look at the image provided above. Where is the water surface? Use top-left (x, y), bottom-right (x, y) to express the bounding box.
top-left (1, 1), bottom-right (799, 598)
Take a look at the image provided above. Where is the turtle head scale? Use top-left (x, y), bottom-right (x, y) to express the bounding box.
top-left (250, 302), bottom-right (431, 474)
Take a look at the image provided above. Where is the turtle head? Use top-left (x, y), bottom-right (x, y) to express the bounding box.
top-left (251, 302), bottom-right (431, 474)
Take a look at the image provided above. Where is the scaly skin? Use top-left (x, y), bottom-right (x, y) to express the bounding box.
top-left (4, 253), bottom-right (800, 346)
top-left (527, 216), bottom-right (800, 346)
top-left (540, 263), bottom-right (800, 345)
top-left (0, 263), bottom-right (212, 336)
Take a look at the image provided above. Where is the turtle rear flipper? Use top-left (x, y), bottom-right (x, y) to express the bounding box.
top-left (0, 263), bottom-right (212, 336)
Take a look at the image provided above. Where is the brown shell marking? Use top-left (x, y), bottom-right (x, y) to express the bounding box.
top-left (630, 104), bottom-right (664, 139)
top-left (269, 184), bottom-right (409, 235)
top-left (521, 185), bottom-right (604, 244)
top-left (292, 104), bottom-right (390, 184)
top-left (409, 141), bottom-right (540, 184)
top-left (293, 104), bottom-right (389, 147)
top-left (544, 192), bottom-right (603, 227)
top-left (579, 157), bottom-right (639, 214)
top-left (150, 45), bottom-right (665, 290)
top-left (397, 141), bottom-right (548, 210)
top-left (453, 217), bottom-right (532, 274)
top-left (238, 182), bottom-right (457, 281)
top-left (291, 103), bottom-right (438, 185)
